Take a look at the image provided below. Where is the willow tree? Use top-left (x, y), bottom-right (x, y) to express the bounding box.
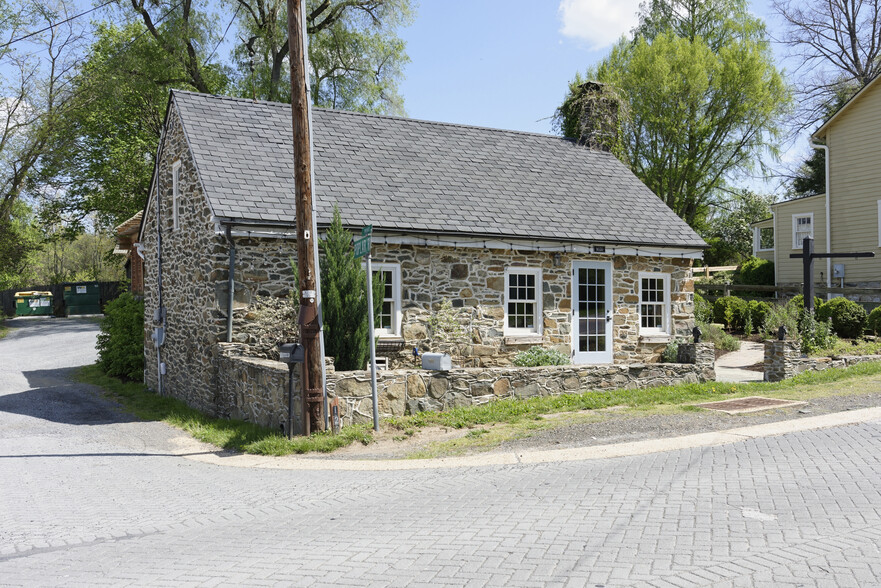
top-left (556, 0), bottom-right (790, 230)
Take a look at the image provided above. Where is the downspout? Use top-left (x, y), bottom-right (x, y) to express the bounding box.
top-left (155, 168), bottom-right (165, 396)
top-left (225, 225), bottom-right (236, 343)
top-left (772, 211), bottom-right (778, 297)
top-left (810, 141), bottom-right (831, 298)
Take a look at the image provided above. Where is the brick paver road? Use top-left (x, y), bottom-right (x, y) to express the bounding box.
top-left (2, 317), bottom-right (880, 587)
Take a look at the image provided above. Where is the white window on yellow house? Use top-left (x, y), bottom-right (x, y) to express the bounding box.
top-left (792, 213), bottom-right (813, 249)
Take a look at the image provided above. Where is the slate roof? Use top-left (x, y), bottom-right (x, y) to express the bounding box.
top-left (171, 90), bottom-right (705, 248)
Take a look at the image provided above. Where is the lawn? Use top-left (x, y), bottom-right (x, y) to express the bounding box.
top-left (78, 360), bottom-right (881, 458)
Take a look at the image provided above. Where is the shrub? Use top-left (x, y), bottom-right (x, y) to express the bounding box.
top-left (747, 300), bottom-right (772, 333)
top-left (713, 295), bottom-right (748, 330)
top-left (816, 297), bottom-right (868, 339)
top-left (799, 312), bottom-right (837, 355)
top-left (96, 292), bottom-right (145, 380)
top-left (512, 346), bottom-right (569, 367)
top-left (759, 300), bottom-right (800, 341)
top-left (696, 321), bottom-right (740, 352)
top-left (789, 294), bottom-right (824, 313)
top-left (660, 341), bottom-right (679, 363)
top-left (868, 307), bottom-right (881, 336)
top-left (693, 292), bottom-right (713, 323)
top-left (738, 257), bottom-right (775, 286)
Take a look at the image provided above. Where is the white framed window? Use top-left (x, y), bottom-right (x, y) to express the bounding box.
top-left (371, 263), bottom-right (401, 337)
top-left (638, 272), bottom-right (671, 335)
top-left (504, 267), bottom-right (542, 336)
top-left (754, 226), bottom-right (774, 253)
top-left (171, 160), bottom-right (181, 231)
top-left (792, 213), bottom-right (813, 249)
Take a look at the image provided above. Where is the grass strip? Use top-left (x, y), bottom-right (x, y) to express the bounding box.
top-left (388, 361), bottom-right (881, 431)
top-left (75, 364), bottom-right (372, 455)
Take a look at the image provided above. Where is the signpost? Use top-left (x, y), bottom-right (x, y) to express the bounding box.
top-left (790, 236), bottom-right (874, 313)
top-left (355, 225), bottom-right (379, 431)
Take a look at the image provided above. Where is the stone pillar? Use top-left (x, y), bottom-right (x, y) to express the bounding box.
top-left (677, 342), bottom-right (715, 382)
top-left (764, 339), bottom-right (800, 382)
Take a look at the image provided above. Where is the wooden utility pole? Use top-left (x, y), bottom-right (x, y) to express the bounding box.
top-left (287, 0), bottom-right (323, 433)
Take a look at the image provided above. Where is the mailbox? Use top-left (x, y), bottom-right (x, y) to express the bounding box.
top-left (422, 352), bottom-right (452, 371)
top-left (279, 343), bottom-right (305, 364)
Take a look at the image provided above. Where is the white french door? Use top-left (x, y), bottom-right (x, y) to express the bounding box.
top-left (571, 261), bottom-right (613, 364)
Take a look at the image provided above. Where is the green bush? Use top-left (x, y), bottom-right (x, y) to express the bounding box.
top-left (747, 300), bottom-right (772, 333)
top-left (696, 321), bottom-right (740, 351)
top-left (659, 341), bottom-right (679, 363)
top-left (759, 299), bottom-right (800, 340)
top-left (816, 297), bottom-right (868, 339)
top-left (790, 294), bottom-right (825, 313)
top-left (713, 295), bottom-right (749, 330)
top-left (868, 307), bottom-right (881, 336)
top-left (693, 292), bottom-right (713, 323)
top-left (512, 346), bottom-right (570, 367)
top-left (96, 292), bottom-right (145, 380)
top-left (799, 312), bottom-right (837, 355)
top-left (738, 257), bottom-right (775, 286)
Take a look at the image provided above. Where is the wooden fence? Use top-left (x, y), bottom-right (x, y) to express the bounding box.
top-left (690, 265), bottom-right (738, 278)
top-left (1, 281), bottom-right (123, 317)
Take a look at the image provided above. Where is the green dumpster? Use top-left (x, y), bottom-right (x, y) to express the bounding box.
top-left (63, 283), bottom-right (102, 315)
top-left (14, 291), bottom-right (54, 316)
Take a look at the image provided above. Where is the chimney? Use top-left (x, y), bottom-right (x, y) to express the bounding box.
top-left (576, 81), bottom-right (620, 152)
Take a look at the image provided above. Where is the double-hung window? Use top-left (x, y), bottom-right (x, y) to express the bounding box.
top-left (172, 160), bottom-right (181, 231)
top-left (792, 213), bottom-right (813, 249)
top-left (639, 273), bottom-right (671, 336)
top-left (504, 267), bottom-right (542, 335)
top-left (754, 226), bottom-right (774, 253)
top-left (371, 263), bottom-right (401, 337)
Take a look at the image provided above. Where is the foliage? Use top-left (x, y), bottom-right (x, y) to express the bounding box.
top-left (230, 0), bottom-right (413, 113)
top-left (556, 0), bottom-right (790, 230)
top-left (512, 346), bottom-right (570, 367)
top-left (738, 257), bottom-right (775, 286)
top-left (809, 336), bottom-right (881, 358)
top-left (816, 297), bottom-right (868, 339)
top-left (427, 299), bottom-right (470, 363)
top-left (789, 294), bottom-right (825, 313)
top-left (747, 300), bottom-right (772, 333)
top-left (0, 200), bottom-right (42, 290)
top-left (95, 292), bottom-right (145, 380)
top-left (319, 207), bottom-right (383, 370)
top-left (76, 364), bottom-right (372, 454)
top-left (27, 230), bottom-right (125, 285)
top-left (697, 320), bottom-right (741, 351)
top-left (703, 191), bottom-right (775, 265)
top-left (659, 341), bottom-right (679, 363)
top-left (799, 312), bottom-right (836, 355)
top-left (713, 295), bottom-right (749, 330)
top-left (867, 307), bottom-right (881, 336)
top-left (759, 298), bottom-right (801, 340)
top-left (693, 292), bottom-right (713, 323)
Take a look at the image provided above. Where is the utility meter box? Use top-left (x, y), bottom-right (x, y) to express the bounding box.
top-left (278, 343), bottom-right (305, 364)
top-left (833, 263), bottom-right (845, 279)
top-left (422, 352), bottom-right (452, 371)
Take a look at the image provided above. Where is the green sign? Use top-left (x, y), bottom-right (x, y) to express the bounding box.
top-left (361, 225), bottom-right (373, 237)
top-left (354, 235), bottom-right (371, 258)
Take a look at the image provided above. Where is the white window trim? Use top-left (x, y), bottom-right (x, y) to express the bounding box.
top-left (754, 226), bottom-right (773, 253)
top-left (503, 267), bottom-right (542, 337)
top-left (369, 262), bottom-right (401, 338)
top-left (638, 272), bottom-right (671, 336)
top-left (171, 160), bottom-right (181, 231)
top-left (792, 212), bottom-right (813, 249)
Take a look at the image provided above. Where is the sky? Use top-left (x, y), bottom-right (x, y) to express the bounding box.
top-left (394, 0), bottom-right (801, 195)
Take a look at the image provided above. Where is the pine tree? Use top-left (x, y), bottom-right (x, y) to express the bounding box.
top-left (319, 207), bottom-right (384, 370)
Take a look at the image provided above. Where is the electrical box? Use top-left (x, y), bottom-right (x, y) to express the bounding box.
top-left (422, 352), bottom-right (452, 371)
top-left (151, 327), bottom-right (165, 348)
top-left (833, 264), bottom-right (845, 279)
top-left (278, 342), bottom-right (305, 364)
top-left (153, 307), bottom-right (166, 323)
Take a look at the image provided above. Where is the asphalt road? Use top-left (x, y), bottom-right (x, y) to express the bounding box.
top-left (2, 317), bottom-right (881, 587)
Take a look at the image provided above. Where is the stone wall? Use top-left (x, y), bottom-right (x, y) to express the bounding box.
top-left (211, 343), bottom-right (715, 429)
top-left (763, 339), bottom-right (881, 381)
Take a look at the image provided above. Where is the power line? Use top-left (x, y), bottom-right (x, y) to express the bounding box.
top-left (0, 0), bottom-right (119, 50)
top-left (203, 3), bottom-right (241, 64)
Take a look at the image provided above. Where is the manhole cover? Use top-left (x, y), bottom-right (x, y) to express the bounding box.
top-left (694, 396), bottom-right (807, 415)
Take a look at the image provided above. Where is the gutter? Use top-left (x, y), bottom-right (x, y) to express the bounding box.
top-left (810, 141), bottom-right (832, 297)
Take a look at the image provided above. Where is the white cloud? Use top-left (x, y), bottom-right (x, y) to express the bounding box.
top-left (558, 0), bottom-right (643, 51)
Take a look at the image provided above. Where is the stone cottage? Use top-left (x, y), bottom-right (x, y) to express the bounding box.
top-left (139, 90), bottom-right (706, 415)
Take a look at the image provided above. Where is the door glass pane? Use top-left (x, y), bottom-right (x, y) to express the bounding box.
top-left (576, 265), bottom-right (608, 354)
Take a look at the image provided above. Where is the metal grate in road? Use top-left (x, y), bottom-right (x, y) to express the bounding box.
top-left (695, 396), bottom-right (807, 414)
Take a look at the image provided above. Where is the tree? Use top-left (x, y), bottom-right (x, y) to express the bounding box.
top-left (703, 190), bottom-right (775, 264)
top-left (0, 200), bottom-right (42, 290)
top-left (557, 1), bottom-right (790, 228)
top-left (774, 0), bottom-right (881, 127)
top-left (230, 0), bottom-right (412, 113)
top-left (319, 206), bottom-right (383, 370)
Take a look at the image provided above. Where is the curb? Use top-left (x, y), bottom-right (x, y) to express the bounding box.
top-left (174, 406), bottom-right (881, 471)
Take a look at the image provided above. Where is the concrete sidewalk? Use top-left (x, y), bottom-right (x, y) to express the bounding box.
top-left (715, 340), bottom-right (764, 383)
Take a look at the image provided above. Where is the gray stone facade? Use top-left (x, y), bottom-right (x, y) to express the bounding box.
top-left (763, 339), bottom-right (881, 381)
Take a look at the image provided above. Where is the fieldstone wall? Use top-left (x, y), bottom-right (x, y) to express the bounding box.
top-left (763, 339), bottom-right (881, 381)
top-left (209, 343), bottom-right (715, 429)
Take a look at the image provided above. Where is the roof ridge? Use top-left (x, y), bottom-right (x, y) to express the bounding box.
top-left (170, 89), bottom-right (608, 150)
